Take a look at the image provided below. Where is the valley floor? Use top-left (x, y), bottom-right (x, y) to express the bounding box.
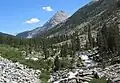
top-left (0, 45), bottom-right (120, 83)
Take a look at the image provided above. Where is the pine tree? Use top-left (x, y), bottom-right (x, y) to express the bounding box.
top-left (60, 44), bottom-right (67, 57)
top-left (69, 56), bottom-right (75, 69)
top-left (75, 34), bottom-right (81, 51)
top-left (71, 38), bottom-right (76, 56)
top-left (54, 56), bottom-right (60, 71)
top-left (88, 26), bottom-right (93, 48)
top-left (42, 40), bottom-right (48, 59)
top-left (113, 22), bottom-right (120, 54)
top-left (97, 24), bottom-right (108, 67)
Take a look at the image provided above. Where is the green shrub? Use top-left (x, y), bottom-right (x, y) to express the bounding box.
top-left (40, 71), bottom-right (50, 83)
top-left (89, 77), bottom-right (107, 83)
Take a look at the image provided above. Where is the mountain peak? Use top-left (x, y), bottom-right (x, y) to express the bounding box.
top-left (43, 10), bottom-right (69, 28)
top-left (54, 10), bottom-right (69, 17)
top-left (16, 10), bottom-right (69, 38)
top-left (56, 10), bottom-right (68, 14)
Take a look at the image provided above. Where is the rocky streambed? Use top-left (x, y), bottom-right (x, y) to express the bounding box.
top-left (51, 48), bottom-right (120, 83)
top-left (0, 56), bottom-right (41, 83)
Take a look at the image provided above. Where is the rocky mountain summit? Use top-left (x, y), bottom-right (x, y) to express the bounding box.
top-left (43, 11), bottom-right (69, 30)
top-left (16, 11), bottom-right (69, 38)
top-left (0, 56), bottom-right (40, 83)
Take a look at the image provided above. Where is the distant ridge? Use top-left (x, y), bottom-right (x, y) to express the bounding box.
top-left (0, 32), bottom-right (14, 37)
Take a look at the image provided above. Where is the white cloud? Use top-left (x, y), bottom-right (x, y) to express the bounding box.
top-left (42, 6), bottom-right (53, 12)
top-left (25, 18), bottom-right (40, 24)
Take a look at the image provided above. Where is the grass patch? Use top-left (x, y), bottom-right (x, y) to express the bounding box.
top-left (89, 77), bottom-right (107, 83)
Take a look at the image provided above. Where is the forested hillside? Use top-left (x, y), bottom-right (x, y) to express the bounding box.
top-left (0, 30), bottom-right (85, 83)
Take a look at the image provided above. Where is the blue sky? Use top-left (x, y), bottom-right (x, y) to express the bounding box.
top-left (0, 0), bottom-right (91, 35)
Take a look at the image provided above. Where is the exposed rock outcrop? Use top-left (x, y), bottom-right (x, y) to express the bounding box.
top-left (0, 56), bottom-right (40, 83)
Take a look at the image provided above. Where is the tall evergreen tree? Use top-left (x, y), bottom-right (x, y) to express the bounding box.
top-left (75, 33), bottom-right (81, 51)
top-left (54, 56), bottom-right (60, 71)
top-left (88, 26), bottom-right (93, 48)
top-left (42, 40), bottom-right (48, 59)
